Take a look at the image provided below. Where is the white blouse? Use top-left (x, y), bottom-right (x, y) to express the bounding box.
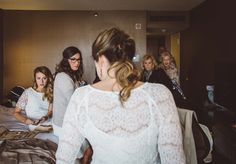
top-left (16, 87), bottom-right (49, 120)
top-left (56, 83), bottom-right (186, 164)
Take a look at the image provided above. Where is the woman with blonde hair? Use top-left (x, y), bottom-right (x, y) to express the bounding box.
top-left (56, 28), bottom-right (185, 164)
top-left (159, 51), bottom-right (188, 108)
top-left (159, 51), bottom-right (179, 85)
top-left (140, 54), bottom-right (157, 82)
top-left (14, 66), bottom-right (53, 130)
top-left (140, 54), bottom-right (172, 89)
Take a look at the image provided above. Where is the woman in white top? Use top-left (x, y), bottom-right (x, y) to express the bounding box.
top-left (56, 28), bottom-right (186, 164)
top-left (14, 66), bottom-right (53, 130)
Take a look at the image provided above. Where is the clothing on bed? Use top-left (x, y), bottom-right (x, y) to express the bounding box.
top-left (0, 104), bottom-right (58, 145)
top-left (0, 106), bottom-right (57, 163)
top-left (0, 138), bottom-right (57, 164)
top-left (56, 83), bottom-right (185, 164)
top-left (0, 126), bottom-right (39, 140)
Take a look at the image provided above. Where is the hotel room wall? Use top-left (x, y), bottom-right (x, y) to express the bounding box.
top-left (170, 33), bottom-right (180, 70)
top-left (0, 9), bottom-right (3, 101)
top-left (2, 10), bottom-right (146, 97)
top-left (180, 0), bottom-right (236, 109)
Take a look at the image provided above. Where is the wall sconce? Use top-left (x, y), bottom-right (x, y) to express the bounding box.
top-left (161, 28), bottom-right (167, 33)
top-left (93, 12), bottom-right (99, 17)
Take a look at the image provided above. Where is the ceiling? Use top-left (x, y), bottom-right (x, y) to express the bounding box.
top-left (0, 0), bottom-right (206, 35)
top-left (0, 0), bottom-right (205, 11)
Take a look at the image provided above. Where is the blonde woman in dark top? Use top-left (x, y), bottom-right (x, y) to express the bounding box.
top-left (141, 54), bottom-right (173, 90)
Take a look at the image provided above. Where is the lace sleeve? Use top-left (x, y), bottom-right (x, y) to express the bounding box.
top-left (15, 90), bottom-right (28, 110)
top-left (157, 88), bottom-right (186, 164)
top-left (56, 91), bottom-right (86, 164)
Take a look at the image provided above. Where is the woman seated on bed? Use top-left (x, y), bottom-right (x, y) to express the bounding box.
top-left (14, 66), bottom-right (53, 131)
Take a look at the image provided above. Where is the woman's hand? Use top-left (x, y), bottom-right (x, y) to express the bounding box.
top-left (33, 116), bottom-right (48, 125)
top-left (25, 118), bottom-right (34, 125)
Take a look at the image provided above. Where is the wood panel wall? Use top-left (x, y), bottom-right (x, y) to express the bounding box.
top-left (0, 9), bottom-right (3, 102)
top-left (2, 10), bottom-right (146, 97)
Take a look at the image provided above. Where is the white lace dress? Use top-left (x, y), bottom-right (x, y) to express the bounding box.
top-left (16, 87), bottom-right (49, 119)
top-left (16, 87), bottom-right (51, 130)
top-left (56, 83), bottom-right (186, 164)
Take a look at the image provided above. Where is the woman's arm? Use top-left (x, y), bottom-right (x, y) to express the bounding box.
top-left (14, 107), bottom-right (34, 124)
top-left (156, 88), bottom-right (186, 164)
top-left (13, 89), bottom-right (34, 125)
top-left (56, 91), bottom-right (85, 164)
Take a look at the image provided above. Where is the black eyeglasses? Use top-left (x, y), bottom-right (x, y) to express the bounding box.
top-left (69, 58), bottom-right (81, 63)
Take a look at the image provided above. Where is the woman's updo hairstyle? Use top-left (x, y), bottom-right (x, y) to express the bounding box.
top-left (92, 28), bottom-right (139, 104)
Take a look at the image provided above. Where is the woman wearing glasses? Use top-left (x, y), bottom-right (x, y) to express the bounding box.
top-left (52, 46), bottom-right (91, 163)
top-left (52, 46), bottom-right (85, 136)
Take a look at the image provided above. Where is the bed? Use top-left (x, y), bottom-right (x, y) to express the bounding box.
top-left (0, 105), bottom-right (58, 163)
top-left (0, 104), bottom-right (213, 164)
